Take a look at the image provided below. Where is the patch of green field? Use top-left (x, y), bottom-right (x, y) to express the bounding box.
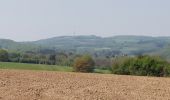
top-left (0, 62), bottom-right (73, 72)
top-left (94, 69), bottom-right (112, 74)
top-left (0, 62), bottom-right (111, 74)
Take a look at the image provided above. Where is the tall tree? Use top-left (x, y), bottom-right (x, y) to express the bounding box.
top-left (0, 49), bottom-right (9, 62)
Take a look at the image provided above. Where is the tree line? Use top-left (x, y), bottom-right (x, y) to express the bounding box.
top-left (0, 49), bottom-right (114, 68)
top-left (0, 49), bottom-right (170, 77)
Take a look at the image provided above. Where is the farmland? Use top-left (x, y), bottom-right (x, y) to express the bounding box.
top-left (0, 69), bottom-right (170, 100)
top-left (1, 0), bottom-right (169, 99)
top-left (0, 62), bottom-right (72, 72)
top-left (0, 62), bottom-right (111, 74)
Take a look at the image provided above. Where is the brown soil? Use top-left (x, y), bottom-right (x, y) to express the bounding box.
top-left (0, 69), bottom-right (170, 100)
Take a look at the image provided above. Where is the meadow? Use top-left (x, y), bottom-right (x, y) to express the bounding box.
top-left (0, 62), bottom-right (72, 72)
top-left (0, 62), bottom-right (111, 74)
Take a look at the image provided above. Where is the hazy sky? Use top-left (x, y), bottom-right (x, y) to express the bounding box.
top-left (0, 0), bottom-right (170, 41)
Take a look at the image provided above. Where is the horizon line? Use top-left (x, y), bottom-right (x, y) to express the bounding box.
top-left (1, 34), bottom-right (170, 42)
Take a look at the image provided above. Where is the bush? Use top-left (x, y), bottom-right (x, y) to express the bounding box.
top-left (73, 55), bottom-right (95, 73)
top-left (111, 55), bottom-right (170, 77)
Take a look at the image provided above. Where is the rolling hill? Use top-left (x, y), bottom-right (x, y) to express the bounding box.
top-left (0, 35), bottom-right (170, 59)
top-left (0, 39), bottom-right (39, 52)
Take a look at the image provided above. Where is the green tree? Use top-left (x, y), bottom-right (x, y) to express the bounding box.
top-left (0, 49), bottom-right (9, 62)
top-left (8, 52), bottom-right (20, 62)
top-left (111, 55), bottom-right (169, 77)
top-left (73, 55), bottom-right (95, 73)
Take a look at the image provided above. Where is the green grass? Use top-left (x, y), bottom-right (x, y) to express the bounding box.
top-left (94, 69), bottom-right (112, 74)
top-left (0, 62), bottom-right (111, 74)
top-left (0, 62), bottom-right (72, 72)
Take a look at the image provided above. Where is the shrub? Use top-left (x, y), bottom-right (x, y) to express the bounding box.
top-left (111, 55), bottom-right (170, 77)
top-left (112, 57), bottom-right (131, 75)
top-left (73, 55), bottom-right (95, 73)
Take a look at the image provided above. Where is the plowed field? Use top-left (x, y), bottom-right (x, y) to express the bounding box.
top-left (0, 69), bottom-right (170, 100)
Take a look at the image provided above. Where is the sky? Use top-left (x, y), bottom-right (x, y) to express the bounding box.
top-left (0, 0), bottom-right (170, 41)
